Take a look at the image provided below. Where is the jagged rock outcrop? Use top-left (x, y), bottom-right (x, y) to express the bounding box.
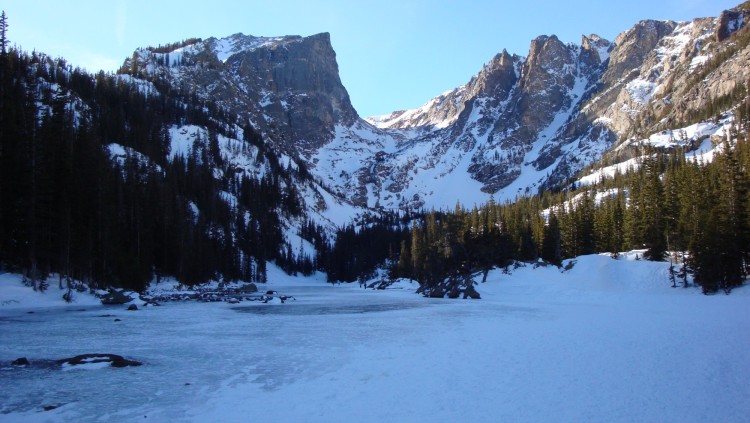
top-left (580, 34), bottom-right (611, 71)
top-left (600, 20), bottom-right (677, 87)
top-left (128, 32), bottom-right (356, 153)
top-left (368, 49), bottom-right (519, 132)
top-left (228, 33), bottom-right (357, 150)
top-left (469, 35), bottom-right (586, 191)
top-left (717, 2), bottom-right (750, 41)
top-left (367, 88), bottom-right (466, 130)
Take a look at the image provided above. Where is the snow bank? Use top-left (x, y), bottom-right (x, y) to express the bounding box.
top-left (0, 273), bottom-right (101, 310)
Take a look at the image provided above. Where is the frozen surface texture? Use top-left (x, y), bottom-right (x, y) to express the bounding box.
top-left (1, 257), bottom-right (749, 422)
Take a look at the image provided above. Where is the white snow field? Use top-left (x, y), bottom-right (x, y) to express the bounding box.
top-left (1, 254), bottom-right (749, 422)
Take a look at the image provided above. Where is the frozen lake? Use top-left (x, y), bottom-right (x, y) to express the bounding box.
top-left (2, 256), bottom-right (750, 422)
top-left (0, 279), bottom-right (450, 421)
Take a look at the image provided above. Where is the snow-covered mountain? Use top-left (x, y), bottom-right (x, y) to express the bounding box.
top-left (126, 33), bottom-right (357, 155)
top-left (121, 2), bottom-right (750, 211)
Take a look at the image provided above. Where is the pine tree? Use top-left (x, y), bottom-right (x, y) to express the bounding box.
top-left (0, 11), bottom-right (8, 57)
top-left (640, 153), bottom-right (666, 260)
top-left (690, 209), bottom-right (723, 293)
top-left (713, 140), bottom-right (747, 291)
top-left (410, 223), bottom-right (425, 284)
top-left (610, 194), bottom-right (625, 257)
top-left (541, 212), bottom-right (562, 265)
top-left (577, 191), bottom-right (596, 255)
top-left (559, 203), bottom-right (578, 258)
top-left (662, 151), bottom-right (683, 251)
top-left (593, 198), bottom-right (612, 253)
top-left (623, 171), bottom-right (642, 251)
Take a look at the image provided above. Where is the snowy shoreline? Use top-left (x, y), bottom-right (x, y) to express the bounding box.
top-left (2, 254), bottom-right (749, 422)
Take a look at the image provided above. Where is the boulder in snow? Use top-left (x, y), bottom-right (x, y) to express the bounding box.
top-left (12, 357), bottom-right (30, 366)
top-left (100, 289), bottom-right (133, 305)
top-left (57, 353), bottom-right (142, 368)
top-left (240, 283), bottom-right (258, 293)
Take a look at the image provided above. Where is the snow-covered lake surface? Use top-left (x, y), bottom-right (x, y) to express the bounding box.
top-left (2, 255), bottom-right (749, 422)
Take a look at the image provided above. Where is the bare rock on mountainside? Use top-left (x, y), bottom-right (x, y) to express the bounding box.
top-left (717, 2), bottom-right (750, 41)
top-left (127, 32), bottom-right (356, 154)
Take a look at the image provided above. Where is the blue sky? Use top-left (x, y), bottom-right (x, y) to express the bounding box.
top-left (2, 0), bottom-right (741, 117)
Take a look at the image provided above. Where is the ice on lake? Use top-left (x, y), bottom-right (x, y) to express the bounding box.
top-left (1, 257), bottom-right (749, 422)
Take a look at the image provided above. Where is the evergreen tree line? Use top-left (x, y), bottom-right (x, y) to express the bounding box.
top-left (0, 41), bottom-right (319, 292)
top-left (331, 125), bottom-right (750, 294)
top-left (324, 211), bottom-right (415, 283)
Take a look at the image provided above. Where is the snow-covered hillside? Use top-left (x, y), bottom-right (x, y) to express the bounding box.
top-left (164, 122), bottom-right (371, 246)
top-left (578, 114), bottom-right (737, 186)
top-left (365, 85), bottom-right (469, 131)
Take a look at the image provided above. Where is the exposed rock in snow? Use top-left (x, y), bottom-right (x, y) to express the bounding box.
top-left (11, 357), bottom-right (30, 366)
top-left (58, 354), bottom-right (143, 369)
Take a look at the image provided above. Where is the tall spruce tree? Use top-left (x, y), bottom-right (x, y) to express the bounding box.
top-left (641, 153), bottom-right (666, 260)
top-left (541, 212), bottom-right (562, 265)
top-left (713, 140), bottom-right (747, 291)
top-left (0, 11), bottom-right (8, 57)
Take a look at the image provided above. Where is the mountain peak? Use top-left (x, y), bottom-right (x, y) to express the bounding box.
top-left (124, 30), bottom-right (355, 153)
top-left (205, 33), bottom-right (303, 62)
top-left (717, 5), bottom-right (749, 41)
top-left (495, 48), bottom-right (513, 66)
top-left (581, 33), bottom-right (612, 63)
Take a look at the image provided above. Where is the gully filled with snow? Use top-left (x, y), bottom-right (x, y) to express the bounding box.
top-left (1, 255), bottom-right (749, 422)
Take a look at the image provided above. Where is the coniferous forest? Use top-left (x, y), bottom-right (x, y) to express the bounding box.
top-left (1, 10), bottom-right (748, 296)
top-left (0, 35), bottom-right (321, 292)
top-left (328, 123), bottom-right (750, 295)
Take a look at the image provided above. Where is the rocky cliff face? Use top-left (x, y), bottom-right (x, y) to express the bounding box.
top-left (565, 2), bottom-right (750, 173)
top-left (717, 6), bottom-right (749, 41)
top-left (362, 33), bottom-right (608, 200)
top-left (128, 32), bottom-right (356, 154)
top-left (367, 49), bottom-right (520, 132)
top-left (364, 2), bottom-right (750, 199)
top-left (123, 2), bottom-right (750, 211)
